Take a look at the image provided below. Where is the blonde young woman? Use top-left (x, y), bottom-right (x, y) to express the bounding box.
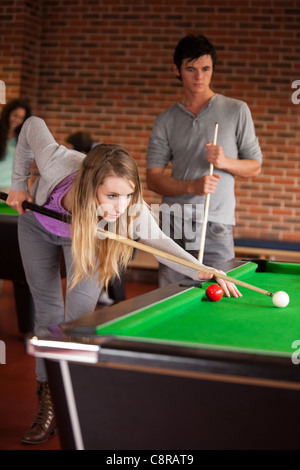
top-left (7, 116), bottom-right (241, 445)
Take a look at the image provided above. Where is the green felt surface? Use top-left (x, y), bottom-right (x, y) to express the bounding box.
top-left (96, 262), bottom-right (300, 356)
top-left (0, 201), bottom-right (18, 216)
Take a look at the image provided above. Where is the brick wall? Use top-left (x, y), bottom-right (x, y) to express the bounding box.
top-left (1, 0), bottom-right (300, 242)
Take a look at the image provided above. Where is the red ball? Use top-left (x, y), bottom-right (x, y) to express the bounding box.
top-left (206, 284), bottom-right (223, 302)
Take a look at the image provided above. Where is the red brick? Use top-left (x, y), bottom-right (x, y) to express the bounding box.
top-left (1, 0), bottom-right (299, 242)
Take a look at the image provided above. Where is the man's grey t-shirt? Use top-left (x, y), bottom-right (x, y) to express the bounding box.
top-left (146, 93), bottom-right (262, 226)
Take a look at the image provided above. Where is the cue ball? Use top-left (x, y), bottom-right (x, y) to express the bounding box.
top-left (272, 291), bottom-right (290, 308)
top-left (206, 284), bottom-right (223, 302)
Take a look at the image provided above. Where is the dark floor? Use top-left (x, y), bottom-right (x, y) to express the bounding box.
top-left (0, 277), bottom-right (158, 450)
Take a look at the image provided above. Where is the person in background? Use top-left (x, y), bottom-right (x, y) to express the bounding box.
top-left (0, 99), bottom-right (31, 295)
top-left (146, 34), bottom-right (262, 286)
top-left (66, 131), bottom-right (93, 154)
top-left (0, 98), bottom-right (31, 192)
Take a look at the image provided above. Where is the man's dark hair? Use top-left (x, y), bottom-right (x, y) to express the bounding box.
top-left (173, 35), bottom-right (217, 80)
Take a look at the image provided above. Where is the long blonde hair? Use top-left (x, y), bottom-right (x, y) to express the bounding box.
top-left (70, 143), bottom-right (142, 289)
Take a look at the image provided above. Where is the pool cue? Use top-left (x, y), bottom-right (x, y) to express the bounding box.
top-left (198, 122), bottom-right (219, 263)
top-left (0, 191), bottom-right (72, 223)
top-left (97, 228), bottom-right (273, 297)
top-left (0, 192), bottom-right (273, 297)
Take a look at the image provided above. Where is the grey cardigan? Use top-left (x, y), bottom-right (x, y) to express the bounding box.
top-left (12, 116), bottom-right (208, 280)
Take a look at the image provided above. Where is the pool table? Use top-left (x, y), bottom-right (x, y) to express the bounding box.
top-left (0, 201), bottom-right (34, 333)
top-left (28, 259), bottom-right (300, 450)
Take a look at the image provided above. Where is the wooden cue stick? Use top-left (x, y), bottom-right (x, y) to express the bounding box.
top-left (0, 191), bottom-right (72, 223)
top-left (96, 228), bottom-right (273, 297)
top-left (0, 191), bottom-right (273, 297)
top-left (198, 122), bottom-right (219, 263)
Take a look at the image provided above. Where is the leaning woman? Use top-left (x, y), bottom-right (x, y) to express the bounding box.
top-left (7, 116), bottom-right (241, 445)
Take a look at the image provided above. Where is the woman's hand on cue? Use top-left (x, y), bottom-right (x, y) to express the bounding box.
top-left (197, 269), bottom-right (242, 298)
top-left (214, 269), bottom-right (242, 298)
top-left (7, 190), bottom-right (34, 215)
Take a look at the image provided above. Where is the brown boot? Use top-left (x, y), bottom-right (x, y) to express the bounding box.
top-left (21, 381), bottom-right (57, 444)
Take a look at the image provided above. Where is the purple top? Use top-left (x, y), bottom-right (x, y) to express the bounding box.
top-left (34, 172), bottom-right (77, 238)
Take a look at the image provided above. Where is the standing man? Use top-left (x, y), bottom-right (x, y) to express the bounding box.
top-left (146, 34), bottom-right (262, 286)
